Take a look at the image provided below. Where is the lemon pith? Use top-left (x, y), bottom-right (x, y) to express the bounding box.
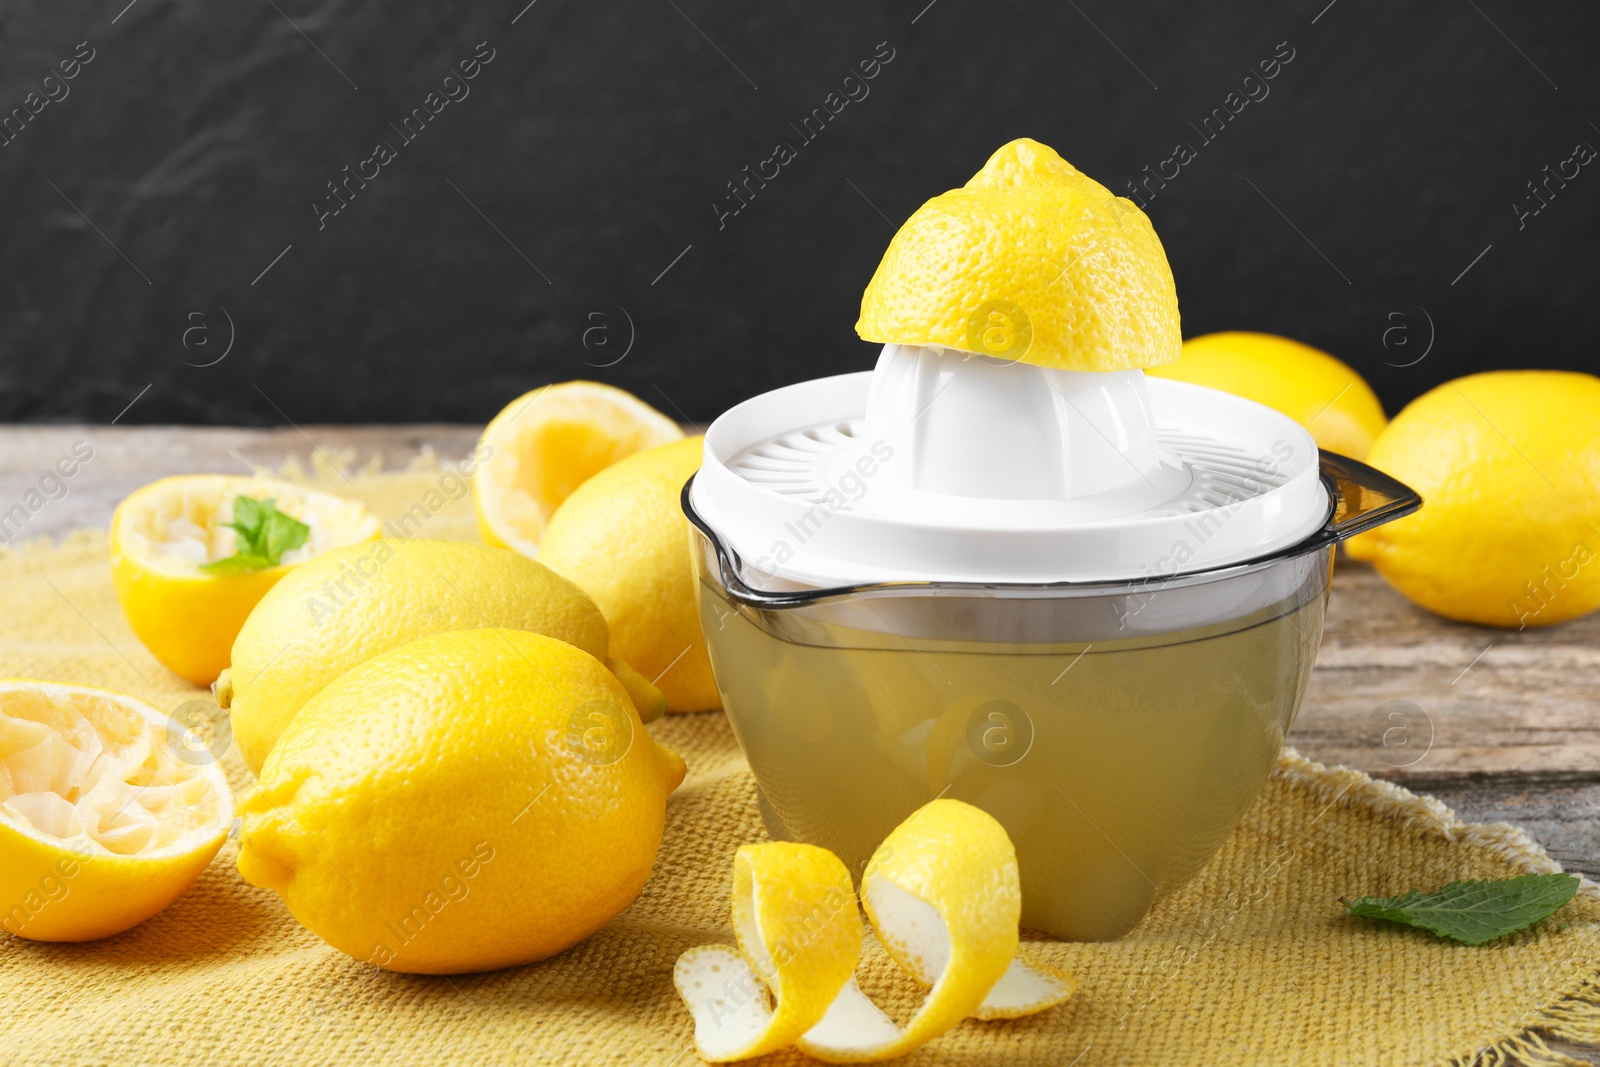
top-left (856, 137), bottom-right (1181, 372)
top-left (1347, 370), bottom-right (1600, 628)
top-left (538, 436), bottom-right (720, 713)
top-left (110, 475), bottom-right (381, 686)
top-left (221, 538), bottom-right (663, 775)
top-left (236, 627), bottom-right (686, 974)
top-left (1148, 331), bottom-right (1387, 459)
top-left (473, 381), bottom-right (683, 556)
top-left (0, 679), bottom-right (233, 942)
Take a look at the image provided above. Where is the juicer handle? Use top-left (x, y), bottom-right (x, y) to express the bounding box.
top-left (1317, 451), bottom-right (1423, 544)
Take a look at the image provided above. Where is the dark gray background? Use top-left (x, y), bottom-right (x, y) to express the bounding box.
top-left (2, 0), bottom-right (1596, 426)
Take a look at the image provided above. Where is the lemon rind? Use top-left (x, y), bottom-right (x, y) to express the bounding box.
top-left (674, 801), bottom-right (1075, 1063)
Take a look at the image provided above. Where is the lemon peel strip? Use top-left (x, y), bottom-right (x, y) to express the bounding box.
top-left (852, 864), bottom-right (1075, 1022)
top-left (973, 956), bottom-right (1078, 1020)
top-left (798, 799), bottom-right (1073, 1061)
top-left (674, 801), bottom-right (1074, 1063)
top-left (675, 843), bottom-right (862, 1062)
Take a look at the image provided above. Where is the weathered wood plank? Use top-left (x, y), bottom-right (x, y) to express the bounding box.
top-left (0, 425), bottom-right (481, 545)
top-left (1295, 564), bottom-right (1600, 780)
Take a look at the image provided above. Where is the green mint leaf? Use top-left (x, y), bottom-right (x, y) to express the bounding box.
top-left (198, 496), bottom-right (310, 574)
top-left (229, 494), bottom-right (267, 537)
top-left (197, 553), bottom-right (276, 575)
top-left (260, 503), bottom-right (310, 561)
top-left (1343, 873), bottom-right (1579, 945)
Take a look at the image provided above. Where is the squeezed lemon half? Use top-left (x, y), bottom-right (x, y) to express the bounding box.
top-left (0, 680), bottom-right (233, 941)
top-left (675, 800), bottom-right (1074, 1062)
top-left (110, 474), bottom-right (380, 685)
top-left (473, 380), bottom-right (682, 557)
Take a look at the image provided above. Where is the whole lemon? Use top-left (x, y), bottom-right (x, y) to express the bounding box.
top-left (1347, 370), bottom-right (1600, 628)
top-left (236, 627), bottom-right (687, 974)
top-left (1147, 332), bottom-right (1387, 459)
top-left (220, 539), bottom-right (662, 775)
top-left (538, 437), bottom-right (719, 713)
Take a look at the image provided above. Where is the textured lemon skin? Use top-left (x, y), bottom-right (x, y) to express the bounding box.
top-left (0, 681), bottom-right (232, 942)
top-left (109, 475), bottom-right (380, 686)
top-left (0, 825), bottom-right (226, 943)
top-left (225, 539), bottom-right (612, 775)
top-left (111, 541), bottom-right (286, 687)
top-left (538, 437), bottom-right (719, 713)
top-left (856, 138), bottom-right (1181, 372)
top-left (1347, 370), bottom-right (1600, 628)
top-left (1148, 331), bottom-right (1388, 459)
top-left (235, 629), bottom-right (686, 974)
top-left (863, 800), bottom-right (1017, 1035)
top-left (473, 381), bottom-right (682, 556)
top-left (677, 843), bottom-right (861, 1061)
top-left (732, 843), bottom-right (861, 1057)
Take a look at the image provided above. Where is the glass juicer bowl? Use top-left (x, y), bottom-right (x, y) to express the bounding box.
top-left (683, 353), bottom-right (1420, 941)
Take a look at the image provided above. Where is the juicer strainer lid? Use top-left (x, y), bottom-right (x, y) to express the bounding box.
top-left (690, 362), bottom-right (1331, 587)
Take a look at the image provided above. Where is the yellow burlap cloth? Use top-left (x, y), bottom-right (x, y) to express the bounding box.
top-left (3, 458), bottom-right (1600, 1067)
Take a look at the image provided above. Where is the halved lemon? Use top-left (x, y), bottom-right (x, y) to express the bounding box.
top-left (472, 381), bottom-right (682, 557)
top-left (110, 475), bottom-right (381, 686)
top-left (0, 680), bottom-right (233, 941)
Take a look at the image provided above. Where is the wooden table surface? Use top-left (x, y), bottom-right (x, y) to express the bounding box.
top-left (5, 424), bottom-right (1599, 1061)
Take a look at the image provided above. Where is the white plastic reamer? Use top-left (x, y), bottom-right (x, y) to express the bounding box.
top-left (691, 344), bottom-right (1331, 587)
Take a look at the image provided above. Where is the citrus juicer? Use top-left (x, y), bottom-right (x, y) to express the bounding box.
top-left (682, 140), bottom-right (1420, 940)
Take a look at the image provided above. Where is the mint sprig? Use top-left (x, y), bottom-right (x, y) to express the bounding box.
top-left (199, 496), bottom-right (310, 574)
top-left (1342, 873), bottom-right (1579, 945)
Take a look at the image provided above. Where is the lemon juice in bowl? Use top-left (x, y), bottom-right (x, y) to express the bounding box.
top-left (696, 573), bottom-right (1323, 940)
top-left (683, 140), bottom-right (1419, 940)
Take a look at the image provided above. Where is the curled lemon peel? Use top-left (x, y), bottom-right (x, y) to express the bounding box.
top-left (674, 801), bottom-right (1074, 1063)
top-left (675, 843), bottom-right (861, 1061)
